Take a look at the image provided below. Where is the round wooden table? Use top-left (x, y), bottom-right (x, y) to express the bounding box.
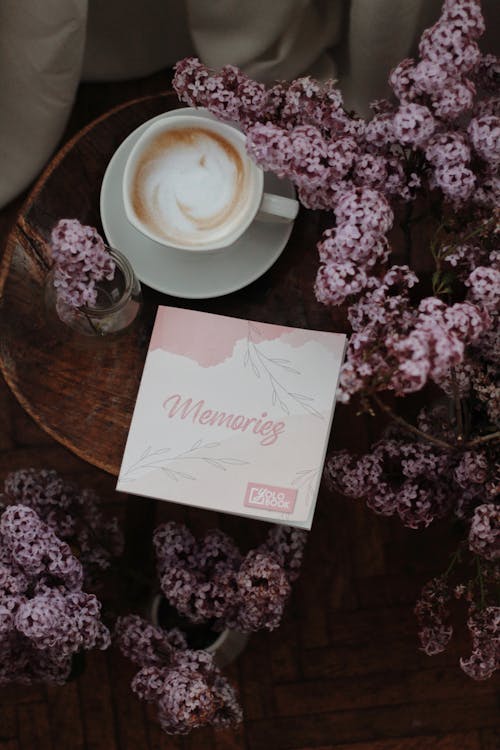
top-left (0, 92), bottom-right (339, 475)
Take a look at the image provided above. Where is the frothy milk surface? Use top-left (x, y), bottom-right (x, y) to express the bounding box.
top-left (131, 127), bottom-right (252, 247)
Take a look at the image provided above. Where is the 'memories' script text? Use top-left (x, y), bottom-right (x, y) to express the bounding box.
top-left (162, 393), bottom-right (285, 446)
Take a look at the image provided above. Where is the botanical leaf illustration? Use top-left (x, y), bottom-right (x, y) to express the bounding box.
top-left (291, 467), bottom-right (321, 508)
top-left (122, 439), bottom-right (249, 482)
top-left (245, 323), bottom-right (323, 419)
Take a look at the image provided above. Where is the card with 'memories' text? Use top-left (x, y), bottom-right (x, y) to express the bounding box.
top-left (117, 306), bottom-right (346, 529)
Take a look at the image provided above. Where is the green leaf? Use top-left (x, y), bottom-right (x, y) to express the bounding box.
top-left (441, 271), bottom-right (456, 286)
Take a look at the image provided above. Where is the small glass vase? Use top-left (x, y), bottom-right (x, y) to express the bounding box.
top-left (45, 247), bottom-right (142, 336)
top-left (150, 594), bottom-right (249, 668)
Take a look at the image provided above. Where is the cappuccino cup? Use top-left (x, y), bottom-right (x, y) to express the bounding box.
top-left (122, 111), bottom-right (299, 253)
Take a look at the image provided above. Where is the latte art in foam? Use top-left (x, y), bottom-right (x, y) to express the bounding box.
top-left (131, 128), bottom-right (252, 247)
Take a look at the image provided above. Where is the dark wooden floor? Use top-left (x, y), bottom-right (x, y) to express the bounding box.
top-left (1, 71), bottom-right (499, 750)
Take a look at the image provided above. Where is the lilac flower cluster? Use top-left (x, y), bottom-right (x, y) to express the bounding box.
top-left (386, 0), bottom-right (499, 205)
top-left (333, 217), bottom-right (495, 407)
top-left (315, 188), bottom-right (393, 306)
top-left (1, 468), bottom-right (124, 584)
top-left (336, 269), bottom-right (490, 400)
top-left (114, 615), bottom-right (242, 734)
top-left (50, 219), bottom-right (115, 308)
top-left (173, 58), bottom-right (268, 127)
top-left (466, 266), bottom-right (500, 315)
top-left (438, 236), bottom-right (500, 429)
top-left (414, 577), bottom-right (453, 656)
top-left (452, 449), bottom-right (498, 519)
top-left (460, 606), bottom-right (500, 680)
top-left (174, 57), bottom-right (355, 136)
top-left (325, 439), bottom-right (453, 529)
top-left (0, 505), bottom-right (110, 685)
top-left (416, 577), bottom-right (500, 680)
top-left (464, 240), bottom-right (500, 346)
top-left (154, 523), bottom-right (307, 632)
top-left (469, 504), bottom-right (500, 561)
top-left (433, 244), bottom-right (499, 421)
top-left (326, 431), bottom-right (497, 531)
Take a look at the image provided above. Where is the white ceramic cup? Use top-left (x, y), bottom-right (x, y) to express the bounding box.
top-left (122, 111), bottom-right (299, 254)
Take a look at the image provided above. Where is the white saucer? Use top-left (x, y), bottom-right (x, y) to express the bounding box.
top-left (100, 108), bottom-right (296, 299)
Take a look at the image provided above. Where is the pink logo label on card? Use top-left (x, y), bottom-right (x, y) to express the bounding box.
top-left (244, 483), bottom-right (297, 513)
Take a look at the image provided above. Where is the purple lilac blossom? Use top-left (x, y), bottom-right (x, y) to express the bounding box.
top-left (468, 504), bottom-right (500, 561)
top-left (314, 188), bottom-right (393, 308)
top-left (364, 111), bottom-right (396, 148)
top-left (442, 0), bottom-right (485, 39)
top-left (468, 115), bottom-right (500, 166)
top-left (1, 468), bottom-right (124, 583)
top-left (454, 450), bottom-right (490, 489)
top-left (50, 219), bottom-right (115, 308)
top-left (0, 505), bottom-right (83, 589)
top-left (327, 412), bottom-right (498, 529)
top-left (425, 132), bottom-right (471, 168)
top-left (154, 522), bottom-right (307, 632)
top-left (261, 525), bottom-right (308, 582)
top-left (393, 103), bottom-right (436, 146)
top-left (115, 614), bottom-right (242, 734)
top-left (412, 60), bottom-right (449, 94)
top-left (389, 59), bottom-right (417, 102)
top-left (432, 78), bottom-right (475, 120)
top-left (338, 293), bottom-right (490, 401)
top-left (230, 550), bottom-right (291, 631)
top-left (0, 505), bottom-right (110, 686)
top-left (325, 441), bottom-right (452, 529)
top-left (114, 614), bottom-right (186, 666)
top-left (460, 606), bottom-right (500, 679)
top-left (466, 266), bottom-right (500, 314)
top-left (415, 577), bottom-right (453, 655)
top-left (419, 20), bottom-right (480, 75)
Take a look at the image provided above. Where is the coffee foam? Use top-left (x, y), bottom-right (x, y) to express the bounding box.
top-left (131, 127), bottom-right (252, 247)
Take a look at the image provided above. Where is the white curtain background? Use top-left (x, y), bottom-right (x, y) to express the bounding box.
top-left (0, 0), bottom-right (497, 208)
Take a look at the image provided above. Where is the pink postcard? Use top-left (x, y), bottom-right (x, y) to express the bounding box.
top-left (117, 307), bottom-right (346, 529)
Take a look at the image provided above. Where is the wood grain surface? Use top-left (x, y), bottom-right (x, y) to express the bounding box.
top-left (0, 72), bottom-right (498, 750)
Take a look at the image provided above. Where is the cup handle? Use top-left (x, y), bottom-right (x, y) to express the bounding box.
top-left (256, 192), bottom-right (299, 223)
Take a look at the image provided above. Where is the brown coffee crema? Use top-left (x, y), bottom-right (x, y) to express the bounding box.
top-left (131, 127), bottom-right (249, 246)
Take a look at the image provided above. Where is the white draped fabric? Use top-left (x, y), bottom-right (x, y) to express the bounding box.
top-left (0, 0), bottom-right (495, 208)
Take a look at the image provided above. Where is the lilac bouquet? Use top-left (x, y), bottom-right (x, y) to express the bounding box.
top-left (114, 614), bottom-right (242, 734)
top-left (154, 522), bottom-right (306, 632)
top-left (1, 468), bottom-right (124, 585)
top-left (172, 0), bottom-right (499, 679)
top-left (50, 218), bottom-right (115, 308)
top-left (0, 505), bottom-right (110, 685)
top-left (114, 523), bottom-right (305, 736)
top-left (48, 218), bottom-right (142, 335)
